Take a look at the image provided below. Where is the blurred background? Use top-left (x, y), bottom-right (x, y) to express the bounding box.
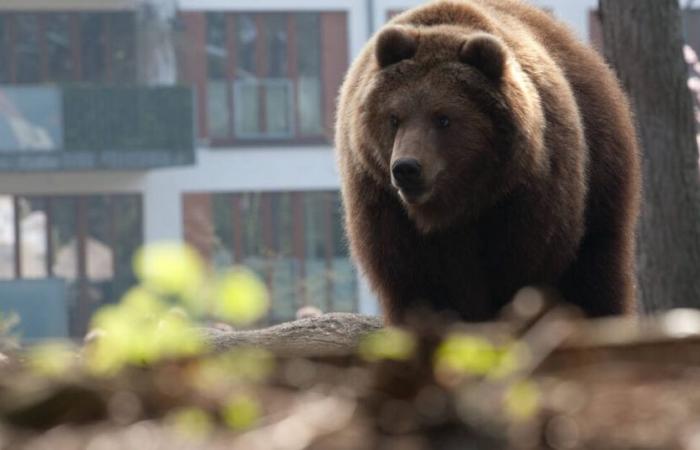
top-left (0, 0), bottom-right (693, 341)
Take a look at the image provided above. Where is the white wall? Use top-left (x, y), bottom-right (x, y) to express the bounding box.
top-left (142, 147), bottom-right (340, 242)
top-left (371, 0), bottom-right (596, 41)
top-left (178, 0), bottom-right (370, 59)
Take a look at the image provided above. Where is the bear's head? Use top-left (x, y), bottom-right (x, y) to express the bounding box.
top-left (358, 25), bottom-right (546, 233)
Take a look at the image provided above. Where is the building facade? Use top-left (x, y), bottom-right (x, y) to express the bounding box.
top-left (0, 0), bottom-right (610, 338)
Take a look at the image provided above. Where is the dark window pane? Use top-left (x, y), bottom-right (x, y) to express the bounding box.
top-left (330, 193), bottom-right (356, 311)
top-left (207, 80), bottom-right (230, 139)
top-left (233, 79), bottom-right (261, 136)
top-left (272, 193), bottom-right (292, 256)
top-left (102, 195), bottom-right (142, 305)
top-left (212, 193), bottom-right (234, 268)
top-left (235, 14), bottom-right (257, 78)
top-left (0, 16), bottom-right (9, 83)
top-left (51, 197), bottom-right (77, 281)
top-left (86, 196), bottom-right (113, 283)
top-left (45, 13), bottom-right (74, 82)
top-left (15, 14), bottom-right (41, 83)
top-left (234, 14), bottom-right (263, 138)
top-left (206, 13), bottom-right (228, 80)
top-left (264, 79), bottom-right (293, 136)
top-left (109, 13), bottom-right (136, 83)
top-left (304, 192), bottom-right (327, 310)
top-left (266, 14), bottom-right (287, 78)
top-left (296, 13), bottom-right (323, 136)
top-left (111, 195), bottom-right (141, 285)
top-left (296, 14), bottom-right (320, 77)
top-left (304, 192), bottom-right (325, 259)
top-left (80, 13), bottom-right (106, 82)
top-left (206, 14), bottom-right (230, 139)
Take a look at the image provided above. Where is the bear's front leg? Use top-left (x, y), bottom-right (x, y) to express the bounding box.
top-left (558, 231), bottom-right (637, 316)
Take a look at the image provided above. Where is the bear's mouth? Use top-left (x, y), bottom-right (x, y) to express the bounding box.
top-left (398, 186), bottom-right (432, 205)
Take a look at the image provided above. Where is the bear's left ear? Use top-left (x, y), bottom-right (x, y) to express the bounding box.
top-left (459, 33), bottom-right (507, 81)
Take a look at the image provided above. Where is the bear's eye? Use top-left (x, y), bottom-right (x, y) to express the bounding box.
top-left (390, 114), bottom-right (400, 129)
top-left (436, 115), bottom-right (451, 129)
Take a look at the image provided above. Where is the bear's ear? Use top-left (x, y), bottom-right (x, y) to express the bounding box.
top-left (459, 33), bottom-right (507, 81)
top-left (376, 26), bottom-right (418, 68)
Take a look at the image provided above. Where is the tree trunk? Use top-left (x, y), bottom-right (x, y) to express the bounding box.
top-left (600, 0), bottom-right (700, 312)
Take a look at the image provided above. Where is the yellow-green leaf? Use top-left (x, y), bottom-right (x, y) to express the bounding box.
top-left (358, 327), bottom-right (416, 362)
top-left (167, 407), bottom-right (213, 439)
top-left (222, 394), bottom-right (262, 430)
top-left (504, 380), bottom-right (540, 420)
top-left (212, 268), bottom-right (269, 326)
top-left (27, 341), bottom-right (76, 377)
top-left (434, 334), bottom-right (501, 377)
top-left (133, 243), bottom-right (205, 298)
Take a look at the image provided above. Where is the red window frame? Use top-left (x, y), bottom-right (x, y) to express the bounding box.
top-left (182, 191), bottom-right (358, 323)
top-left (0, 11), bottom-right (136, 84)
top-left (179, 11), bottom-right (349, 147)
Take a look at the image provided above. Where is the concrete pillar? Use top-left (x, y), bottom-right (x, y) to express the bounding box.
top-left (142, 179), bottom-right (183, 243)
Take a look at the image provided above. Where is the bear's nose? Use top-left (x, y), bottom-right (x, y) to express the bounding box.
top-left (392, 158), bottom-right (423, 189)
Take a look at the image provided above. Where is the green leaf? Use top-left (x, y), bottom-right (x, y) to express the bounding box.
top-left (133, 243), bottom-right (205, 298)
top-left (212, 268), bottom-right (270, 326)
top-left (504, 380), bottom-right (540, 420)
top-left (222, 394), bottom-right (262, 430)
top-left (358, 327), bottom-right (416, 362)
top-left (27, 341), bottom-right (77, 377)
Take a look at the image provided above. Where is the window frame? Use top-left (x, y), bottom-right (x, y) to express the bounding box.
top-left (0, 10), bottom-right (137, 85)
top-left (200, 11), bottom-right (331, 147)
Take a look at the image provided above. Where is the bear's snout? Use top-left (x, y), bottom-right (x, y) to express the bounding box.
top-left (392, 158), bottom-right (423, 187)
top-left (392, 158), bottom-right (427, 201)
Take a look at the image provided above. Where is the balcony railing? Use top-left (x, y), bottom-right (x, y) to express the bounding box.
top-left (0, 85), bottom-right (195, 171)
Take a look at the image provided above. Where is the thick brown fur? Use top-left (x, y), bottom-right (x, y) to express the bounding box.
top-left (335, 0), bottom-right (641, 324)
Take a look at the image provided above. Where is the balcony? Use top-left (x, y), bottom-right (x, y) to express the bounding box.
top-left (0, 85), bottom-right (195, 171)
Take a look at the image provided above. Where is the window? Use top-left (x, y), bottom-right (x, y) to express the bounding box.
top-left (188, 12), bottom-right (336, 145)
top-left (0, 86), bottom-right (63, 152)
top-left (0, 12), bottom-right (136, 84)
top-left (183, 191), bottom-right (358, 323)
top-left (0, 194), bottom-right (142, 335)
top-left (46, 14), bottom-right (75, 82)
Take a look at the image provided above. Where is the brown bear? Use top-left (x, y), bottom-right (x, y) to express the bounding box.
top-left (335, 0), bottom-right (641, 324)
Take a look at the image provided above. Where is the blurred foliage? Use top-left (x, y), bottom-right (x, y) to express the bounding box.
top-left (212, 269), bottom-right (270, 326)
top-left (358, 327), bottom-right (416, 362)
top-left (0, 311), bottom-right (20, 354)
top-left (166, 407), bottom-right (214, 439)
top-left (221, 394), bottom-right (262, 431)
top-left (0, 242), bottom-right (553, 449)
top-left (133, 243), bottom-right (205, 299)
top-left (26, 341), bottom-right (77, 377)
top-left (434, 334), bottom-right (526, 380)
top-left (504, 380), bottom-right (540, 421)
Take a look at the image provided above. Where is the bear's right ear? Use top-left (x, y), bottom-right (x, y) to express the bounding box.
top-left (376, 26), bottom-right (418, 68)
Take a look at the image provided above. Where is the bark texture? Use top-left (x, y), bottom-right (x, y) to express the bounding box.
top-left (202, 313), bottom-right (384, 357)
top-left (600, 0), bottom-right (700, 312)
